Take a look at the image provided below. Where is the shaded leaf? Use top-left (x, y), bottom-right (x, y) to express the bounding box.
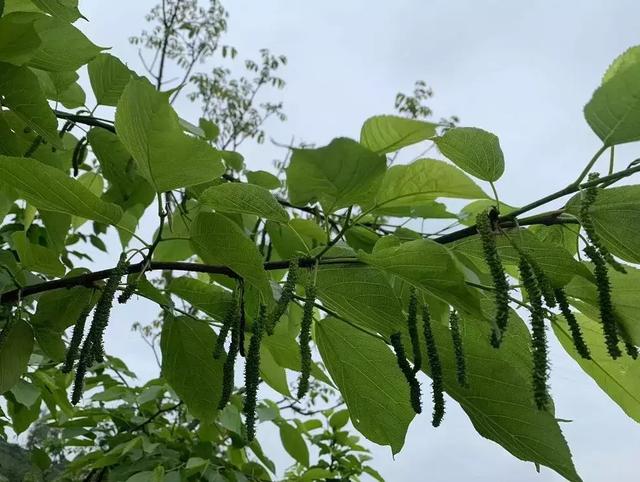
top-left (200, 183), bottom-right (288, 223)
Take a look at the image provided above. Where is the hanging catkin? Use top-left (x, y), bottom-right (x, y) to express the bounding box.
top-left (448, 310), bottom-right (468, 387)
top-left (406, 287), bottom-right (422, 373)
top-left (422, 304), bottom-right (445, 427)
top-left (213, 287), bottom-right (239, 360)
top-left (62, 306), bottom-right (92, 373)
top-left (554, 288), bottom-right (591, 359)
top-left (518, 256), bottom-right (550, 410)
top-left (390, 333), bottom-right (422, 414)
top-left (243, 305), bottom-right (266, 441)
top-left (296, 277), bottom-right (316, 399)
top-left (476, 210), bottom-right (510, 346)
top-left (218, 310), bottom-right (241, 410)
top-left (583, 244), bottom-right (621, 359)
top-left (266, 258), bottom-right (299, 335)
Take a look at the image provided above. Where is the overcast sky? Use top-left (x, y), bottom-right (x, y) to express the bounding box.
top-left (75, 1), bottom-right (640, 481)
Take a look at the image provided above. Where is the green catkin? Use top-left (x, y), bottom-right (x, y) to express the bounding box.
top-left (117, 282), bottom-right (137, 304)
top-left (266, 259), bottom-right (299, 335)
top-left (243, 305), bottom-right (266, 441)
top-left (583, 244), bottom-right (622, 359)
top-left (218, 312), bottom-right (240, 410)
top-left (518, 256), bottom-right (550, 410)
top-left (296, 278), bottom-right (316, 399)
top-left (213, 288), bottom-right (239, 359)
top-left (88, 253), bottom-right (128, 363)
top-left (406, 287), bottom-right (422, 373)
top-left (554, 288), bottom-right (591, 359)
top-left (625, 342), bottom-right (639, 360)
top-left (390, 332), bottom-right (422, 414)
top-left (71, 333), bottom-right (93, 405)
top-left (448, 310), bottom-right (468, 387)
top-left (238, 285), bottom-right (247, 357)
top-left (422, 304), bottom-right (445, 427)
top-left (530, 263), bottom-right (557, 308)
top-left (71, 137), bottom-right (87, 177)
top-left (62, 307), bottom-right (92, 373)
top-left (580, 173), bottom-right (626, 274)
top-left (476, 210), bottom-right (510, 346)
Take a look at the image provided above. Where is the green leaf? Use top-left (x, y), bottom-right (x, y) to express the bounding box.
top-left (359, 115), bottom-right (437, 154)
top-left (200, 183), bottom-right (288, 223)
top-left (565, 264), bottom-right (640, 345)
top-left (286, 137), bottom-right (386, 212)
top-left (458, 199), bottom-right (516, 226)
top-left (553, 313), bottom-right (640, 423)
top-left (260, 345), bottom-right (291, 397)
top-left (316, 317), bottom-right (415, 454)
top-left (359, 238), bottom-right (482, 317)
top-left (167, 276), bottom-right (232, 321)
top-left (0, 11), bottom-right (41, 65)
top-left (88, 53), bottom-right (135, 106)
top-left (329, 409), bottom-right (350, 429)
top-left (32, 69), bottom-right (85, 109)
top-left (584, 58), bottom-right (640, 146)
top-left (30, 0), bottom-right (83, 23)
top-left (115, 78), bottom-right (225, 192)
top-left (198, 117), bottom-right (219, 141)
top-left (566, 185), bottom-right (640, 264)
top-left (315, 263), bottom-right (404, 336)
top-left (160, 315), bottom-right (224, 423)
top-left (279, 421), bottom-right (309, 466)
top-left (0, 63), bottom-right (60, 146)
top-left (0, 156), bottom-right (123, 224)
top-left (0, 318), bottom-right (34, 393)
top-left (374, 158), bottom-right (488, 211)
top-left (11, 231), bottom-right (64, 276)
top-left (435, 127), bottom-right (504, 181)
top-left (425, 305), bottom-right (581, 482)
top-left (603, 45), bottom-right (640, 83)
top-left (246, 170), bottom-right (280, 190)
top-left (190, 212), bottom-right (272, 304)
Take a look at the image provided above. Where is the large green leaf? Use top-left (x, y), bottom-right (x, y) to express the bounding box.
top-left (564, 264), bottom-right (640, 345)
top-left (8, 12), bottom-right (102, 71)
top-left (374, 158), bottom-right (488, 211)
top-left (424, 305), bottom-right (581, 482)
top-left (0, 318), bottom-right (34, 394)
top-left (553, 313), bottom-right (640, 423)
top-left (315, 263), bottom-right (404, 336)
top-left (584, 58), bottom-right (640, 146)
top-left (11, 231), bottom-right (64, 276)
top-left (0, 11), bottom-right (41, 65)
top-left (566, 185), bottom-right (640, 264)
top-left (167, 276), bottom-right (232, 321)
top-left (0, 156), bottom-right (123, 224)
top-left (199, 183), bottom-right (288, 223)
top-left (160, 315), bottom-right (224, 423)
top-left (359, 238), bottom-right (482, 317)
top-left (286, 137), bottom-right (386, 212)
top-left (115, 78), bottom-right (224, 192)
top-left (190, 212), bottom-right (272, 304)
top-left (88, 53), bottom-right (135, 106)
top-left (316, 317), bottom-right (415, 454)
top-left (0, 63), bottom-right (60, 146)
top-left (359, 115), bottom-right (437, 154)
top-left (435, 127), bottom-right (505, 181)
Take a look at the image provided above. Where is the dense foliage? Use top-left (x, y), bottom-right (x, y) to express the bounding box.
top-left (1, 1), bottom-right (640, 481)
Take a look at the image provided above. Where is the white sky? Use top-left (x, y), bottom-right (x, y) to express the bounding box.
top-left (76, 1), bottom-right (640, 481)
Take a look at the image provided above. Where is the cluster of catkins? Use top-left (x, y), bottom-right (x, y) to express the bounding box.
top-left (389, 288), bottom-right (467, 427)
top-left (63, 253), bottom-right (130, 405)
top-left (214, 259), bottom-right (317, 441)
top-left (475, 185), bottom-right (638, 411)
